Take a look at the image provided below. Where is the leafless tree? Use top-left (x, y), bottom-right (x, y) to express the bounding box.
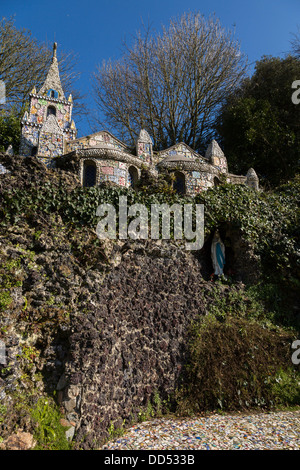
top-left (92, 12), bottom-right (248, 152)
top-left (291, 26), bottom-right (300, 58)
top-left (0, 17), bottom-right (86, 121)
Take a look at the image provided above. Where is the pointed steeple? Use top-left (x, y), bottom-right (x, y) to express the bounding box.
top-left (19, 41), bottom-right (77, 161)
top-left (205, 140), bottom-right (225, 160)
top-left (38, 42), bottom-right (65, 99)
top-left (205, 140), bottom-right (228, 174)
top-left (136, 129), bottom-right (153, 163)
top-left (246, 168), bottom-right (259, 190)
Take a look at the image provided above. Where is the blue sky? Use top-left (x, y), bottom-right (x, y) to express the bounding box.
top-left (2, 0), bottom-right (300, 137)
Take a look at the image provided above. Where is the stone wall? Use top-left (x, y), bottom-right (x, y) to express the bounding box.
top-left (80, 158), bottom-right (139, 188)
top-left (0, 154), bottom-right (262, 449)
top-left (60, 240), bottom-right (211, 449)
top-left (65, 131), bottom-right (130, 154)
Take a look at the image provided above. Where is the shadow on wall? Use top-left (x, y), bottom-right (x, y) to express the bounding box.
top-left (19, 135), bottom-right (38, 157)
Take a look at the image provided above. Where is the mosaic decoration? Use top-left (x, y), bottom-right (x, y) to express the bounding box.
top-left (38, 130), bottom-right (64, 159)
top-left (38, 157), bottom-right (56, 168)
top-left (114, 168), bottom-right (126, 178)
top-left (158, 143), bottom-right (206, 163)
top-left (185, 171), bottom-right (214, 195)
top-left (211, 156), bottom-right (227, 173)
top-left (205, 140), bottom-right (228, 174)
top-left (136, 129), bottom-right (153, 163)
top-left (101, 411), bottom-right (300, 450)
top-left (66, 131), bottom-right (129, 154)
top-left (80, 158), bottom-right (140, 189)
top-left (19, 43), bottom-right (76, 159)
top-left (38, 42), bottom-right (65, 99)
top-left (18, 43), bottom-right (258, 196)
top-left (72, 133), bottom-right (255, 195)
top-left (157, 142), bottom-right (219, 195)
top-left (101, 166), bottom-right (114, 175)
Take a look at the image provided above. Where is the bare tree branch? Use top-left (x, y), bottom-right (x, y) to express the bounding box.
top-left (92, 12), bottom-right (248, 152)
top-left (0, 17), bottom-right (87, 122)
top-left (290, 26), bottom-right (300, 58)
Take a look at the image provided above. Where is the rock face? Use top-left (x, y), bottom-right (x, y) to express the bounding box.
top-left (0, 221), bottom-right (211, 448)
top-left (0, 192), bottom-right (211, 448)
top-left (0, 431), bottom-right (36, 450)
top-left (62, 240), bottom-right (210, 448)
top-left (0, 154), bottom-right (261, 449)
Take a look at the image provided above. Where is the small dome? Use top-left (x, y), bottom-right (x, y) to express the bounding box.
top-left (137, 129), bottom-right (153, 144)
top-left (246, 168), bottom-right (258, 179)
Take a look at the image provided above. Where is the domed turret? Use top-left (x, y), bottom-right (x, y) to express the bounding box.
top-left (246, 168), bottom-right (259, 190)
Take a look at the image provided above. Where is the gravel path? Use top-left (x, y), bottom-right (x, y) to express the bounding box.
top-left (101, 410), bottom-right (300, 450)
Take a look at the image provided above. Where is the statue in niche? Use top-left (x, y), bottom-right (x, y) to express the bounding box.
top-left (211, 230), bottom-right (225, 276)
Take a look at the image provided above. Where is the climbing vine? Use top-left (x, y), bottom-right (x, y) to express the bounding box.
top-left (0, 172), bottom-right (299, 311)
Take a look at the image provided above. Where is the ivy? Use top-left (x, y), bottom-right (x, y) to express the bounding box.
top-left (0, 173), bottom-right (299, 290)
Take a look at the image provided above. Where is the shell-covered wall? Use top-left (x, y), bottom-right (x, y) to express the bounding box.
top-left (29, 96), bottom-right (72, 129)
top-left (66, 132), bottom-right (130, 154)
top-left (80, 158), bottom-right (140, 188)
top-left (158, 143), bottom-right (206, 163)
top-left (185, 171), bottom-right (215, 194)
top-left (19, 92), bottom-right (76, 162)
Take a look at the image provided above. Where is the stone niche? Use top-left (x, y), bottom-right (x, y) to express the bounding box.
top-left (198, 223), bottom-right (261, 284)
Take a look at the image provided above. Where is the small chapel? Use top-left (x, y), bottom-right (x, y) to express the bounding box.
top-left (18, 43), bottom-right (259, 195)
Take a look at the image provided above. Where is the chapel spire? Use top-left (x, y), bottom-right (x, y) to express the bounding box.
top-left (19, 41), bottom-right (76, 164)
top-left (53, 41), bottom-right (57, 59)
top-left (38, 42), bottom-right (65, 99)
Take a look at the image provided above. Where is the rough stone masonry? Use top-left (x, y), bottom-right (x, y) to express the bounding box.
top-left (61, 239), bottom-right (211, 449)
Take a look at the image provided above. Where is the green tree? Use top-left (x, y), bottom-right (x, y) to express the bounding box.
top-left (0, 111), bottom-right (20, 153)
top-left (215, 55), bottom-right (300, 186)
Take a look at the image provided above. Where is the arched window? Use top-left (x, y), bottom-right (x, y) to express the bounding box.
top-left (173, 171), bottom-right (186, 195)
top-left (214, 177), bottom-right (221, 187)
top-left (128, 166), bottom-right (138, 189)
top-left (47, 105), bottom-right (56, 117)
top-left (47, 89), bottom-right (58, 99)
top-left (83, 160), bottom-right (97, 187)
